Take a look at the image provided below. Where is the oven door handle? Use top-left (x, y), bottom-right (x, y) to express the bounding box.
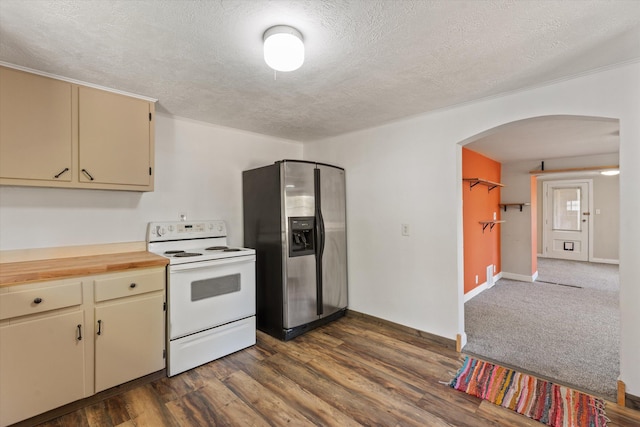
top-left (170, 255), bottom-right (256, 272)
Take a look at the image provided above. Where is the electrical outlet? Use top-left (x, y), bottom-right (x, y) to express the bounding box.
top-left (401, 223), bottom-right (410, 236)
top-left (475, 275), bottom-right (479, 284)
top-left (493, 211), bottom-right (497, 221)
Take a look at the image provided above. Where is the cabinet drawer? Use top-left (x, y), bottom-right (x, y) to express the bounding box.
top-left (94, 268), bottom-right (164, 302)
top-left (0, 282), bottom-right (82, 320)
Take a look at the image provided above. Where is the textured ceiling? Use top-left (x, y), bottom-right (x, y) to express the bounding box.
top-left (1, 0), bottom-right (639, 145)
top-left (466, 116), bottom-right (620, 164)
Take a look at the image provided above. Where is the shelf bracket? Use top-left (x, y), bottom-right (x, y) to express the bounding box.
top-left (481, 222), bottom-right (497, 233)
top-left (469, 181), bottom-right (480, 190)
top-left (480, 220), bottom-right (504, 233)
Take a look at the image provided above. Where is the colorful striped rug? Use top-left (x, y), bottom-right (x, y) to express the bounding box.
top-left (450, 356), bottom-right (608, 426)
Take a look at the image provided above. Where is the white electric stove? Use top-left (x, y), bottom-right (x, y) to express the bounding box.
top-left (147, 220), bottom-right (256, 376)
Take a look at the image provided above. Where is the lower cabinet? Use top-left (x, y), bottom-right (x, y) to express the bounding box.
top-left (0, 309), bottom-right (86, 426)
top-left (0, 267), bottom-right (166, 427)
top-left (95, 293), bottom-right (165, 392)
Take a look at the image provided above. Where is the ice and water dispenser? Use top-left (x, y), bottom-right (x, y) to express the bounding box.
top-left (288, 217), bottom-right (315, 257)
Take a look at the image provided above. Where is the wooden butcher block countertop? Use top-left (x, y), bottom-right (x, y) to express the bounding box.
top-left (0, 251), bottom-right (169, 287)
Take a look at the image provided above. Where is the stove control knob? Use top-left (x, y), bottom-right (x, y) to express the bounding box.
top-left (208, 223), bottom-right (214, 230)
top-left (156, 226), bottom-right (165, 237)
top-left (168, 225), bottom-right (174, 232)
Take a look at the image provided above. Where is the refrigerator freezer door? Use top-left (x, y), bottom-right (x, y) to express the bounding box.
top-left (282, 161), bottom-right (318, 329)
top-left (317, 165), bottom-right (348, 317)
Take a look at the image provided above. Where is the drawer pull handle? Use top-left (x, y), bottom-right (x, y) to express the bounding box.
top-left (130, 283), bottom-right (137, 288)
top-left (33, 297), bottom-right (43, 304)
top-left (77, 324), bottom-right (83, 341)
top-left (97, 319), bottom-right (102, 335)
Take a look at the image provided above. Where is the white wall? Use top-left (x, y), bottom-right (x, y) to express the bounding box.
top-left (0, 113), bottom-right (302, 250)
top-left (304, 61), bottom-right (640, 395)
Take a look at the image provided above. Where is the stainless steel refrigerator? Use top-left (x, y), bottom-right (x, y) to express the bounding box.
top-left (243, 160), bottom-right (348, 340)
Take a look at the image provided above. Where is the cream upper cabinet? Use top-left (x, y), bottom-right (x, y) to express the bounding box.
top-left (0, 67), bottom-right (73, 182)
top-left (0, 65), bottom-right (155, 191)
top-left (79, 87), bottom-right (152, 187)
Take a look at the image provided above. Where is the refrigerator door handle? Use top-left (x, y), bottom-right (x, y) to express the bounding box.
top-left (318, 209), bottom-right (326, 260)
top-left (314, 168), bottom-right (325, 316)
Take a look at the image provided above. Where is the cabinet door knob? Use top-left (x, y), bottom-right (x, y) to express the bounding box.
top-left (33, 297), bottom-right (43, 304)
top-left (129, 283), bottom-right (137, 289)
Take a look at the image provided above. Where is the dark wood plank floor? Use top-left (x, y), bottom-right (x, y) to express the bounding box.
top-left (33, 314), bottom-right (640, 427)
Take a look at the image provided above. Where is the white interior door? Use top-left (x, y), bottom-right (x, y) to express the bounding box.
top-left (543, 180), bottom-right (591, 261)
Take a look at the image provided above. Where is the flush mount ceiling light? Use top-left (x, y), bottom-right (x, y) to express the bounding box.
top-left (600, 170), bottom-right (620, 176)
top-left (263, 25), bottom-right (304, 72)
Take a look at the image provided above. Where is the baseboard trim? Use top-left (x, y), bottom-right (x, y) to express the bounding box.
top-left (456, 332), bottom-right (467, 353)
top-left (627, 391), bottom-right (640, 411)
top-left (464, 282), bottom-right (488, 302)
top-left (464, 273), bottom-right (502, 302)
top-left (590, 257), bottom-right (620, 265)
top-left (346, 310), bottom-right (456, 350)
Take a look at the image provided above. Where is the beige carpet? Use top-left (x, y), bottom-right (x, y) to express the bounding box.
top-left (536, 257), bottom-right (619, 292)
top-left (464, 259), bottom-right (619, 400)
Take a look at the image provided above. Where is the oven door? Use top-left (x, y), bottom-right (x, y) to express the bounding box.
top-left (168, 255), bottom-right (255, 340)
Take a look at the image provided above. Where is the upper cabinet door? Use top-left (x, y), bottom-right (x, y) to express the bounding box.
top-left (78, 86), bottom-right (151, 186)
top-left (0, 67), bottom-right (73, 181)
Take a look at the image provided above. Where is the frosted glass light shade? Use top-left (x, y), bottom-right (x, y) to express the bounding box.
top-left (600, 170), bottom-right (620, 176)
top-left (263, 25), bottom-right (304, 72)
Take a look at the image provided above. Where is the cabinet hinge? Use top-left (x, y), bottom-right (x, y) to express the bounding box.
top-left (163, 302), bottom-right (166, 311)
top-left (163, 349), bottom-right (166, 359)
top-left (149, 167), bottom-right (152, 176)
top-left (149, 112), bottom-right (152, 121)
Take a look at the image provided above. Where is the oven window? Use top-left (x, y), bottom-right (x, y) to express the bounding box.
top-left (191, 274), bottom-right (241, 301)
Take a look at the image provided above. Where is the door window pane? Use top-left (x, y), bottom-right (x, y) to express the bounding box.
top-left (553, 188), bottom-right (581, 231)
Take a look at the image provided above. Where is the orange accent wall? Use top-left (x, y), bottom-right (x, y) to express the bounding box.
top-left (462, 148), bottom-right (501, 294)
top-left (530, 175), bottom-right (537, 275)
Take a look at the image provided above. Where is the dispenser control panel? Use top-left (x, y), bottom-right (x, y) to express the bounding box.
top-left (288, 216), bottom-right (315, 257)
